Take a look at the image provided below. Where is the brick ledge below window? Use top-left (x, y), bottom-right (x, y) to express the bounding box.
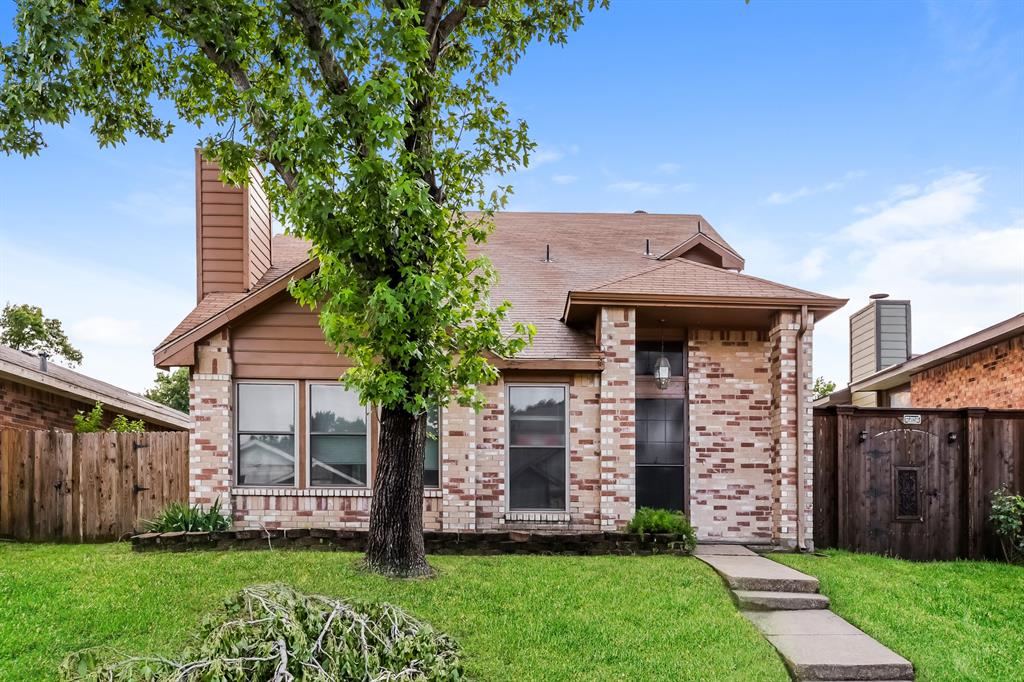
top-left (230, 487), bottom-right (444, 499)
top-left (503, 511), bottom-right (571, 523)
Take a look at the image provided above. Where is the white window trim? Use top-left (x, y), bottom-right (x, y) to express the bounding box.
top-left (505, 383), bottom-right (570, 513)
top-left (305, 381), bottom-right (372, 489)
top-left (234, 380), bottom-right (300, 489)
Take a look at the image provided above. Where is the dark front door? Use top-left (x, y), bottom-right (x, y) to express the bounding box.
top-left (635, 340), bottom-right (688, 512)
top-left (636, 398), bottom-right (686, 511)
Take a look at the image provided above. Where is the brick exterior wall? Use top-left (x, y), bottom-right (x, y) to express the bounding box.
top-left (688, 330), bottom-right (774, 542)
top-left (910, 334), bottom-right (1024, 409)
top-left (190, 330), bottom-right (234, 512)
top-left (768, 312), bottom-right (814, 549)
top-left (0, 377), bottom-right (177, 432)
top-left (186, 306), bottom-right (814, 545)
top-left (599, 307), bottom-right (636, 530)
top-left (0, 378), bottom-right (97, 431)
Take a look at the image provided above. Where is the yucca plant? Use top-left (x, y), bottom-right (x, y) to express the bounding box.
top-left (144, 499), bottom-right (231, 533)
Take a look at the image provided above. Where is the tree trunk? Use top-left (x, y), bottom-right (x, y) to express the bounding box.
top-left (365, 404), bottom-right (431, 577)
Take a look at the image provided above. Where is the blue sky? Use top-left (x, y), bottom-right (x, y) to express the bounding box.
top-left (1, 0), bottom-right (1022, 392)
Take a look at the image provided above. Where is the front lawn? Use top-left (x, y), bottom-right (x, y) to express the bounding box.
top-left (0, 543), bottom-right (787, 681)
top-left (774, 550), bottom-right (1024, 682)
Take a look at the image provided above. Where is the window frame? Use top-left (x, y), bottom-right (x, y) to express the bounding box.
top-left (234, 380), bottom-right (300, 488)
top-left (304, 381), bottom-right (372, 489)
top-left (423, 405), bottom-right (441, 490)
top-left (505, 383), bottom-right (570, 513)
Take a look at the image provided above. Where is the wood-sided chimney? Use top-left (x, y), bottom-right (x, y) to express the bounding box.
top-left (195, 150), bottom-right (272, 302)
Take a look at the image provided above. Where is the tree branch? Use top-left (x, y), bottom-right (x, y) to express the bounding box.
top-left (437, 0), bottom-right (488, 46)
top-left (285, 0), bottom-right (352, 97)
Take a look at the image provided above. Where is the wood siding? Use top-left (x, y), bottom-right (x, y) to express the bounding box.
top-left (196, 152), bottom-right (272, 301)
top-left (231, 294), bottom-right (351, 380)
top-left (877, 300), bottom-right (911, 369)
top-left (849, 303), bottom-right (877, 382)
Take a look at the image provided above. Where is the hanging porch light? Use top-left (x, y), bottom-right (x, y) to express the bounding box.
top-left (654, 321), bottom-right (671, 390)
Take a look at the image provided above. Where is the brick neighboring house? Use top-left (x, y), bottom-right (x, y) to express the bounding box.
top-left (0, 344), bottom-right (190, 431)
top-left (825, 309), bottom-right (1024, 410)
top-left (154, 154), bottom-right (846, 547)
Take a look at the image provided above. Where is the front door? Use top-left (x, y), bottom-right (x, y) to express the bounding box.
top-left (635, 341), bottom-right (688, 512)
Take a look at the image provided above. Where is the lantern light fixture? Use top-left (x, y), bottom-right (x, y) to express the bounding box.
top-left (654, 320), bottom-right (671, 390)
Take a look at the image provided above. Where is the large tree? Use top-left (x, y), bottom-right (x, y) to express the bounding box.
top-left (1, 0), bottom-right (604, 576)
top-left (0, 303), bottom-right (83, 366)
top-left (145, 367), bottom-right (190, 413)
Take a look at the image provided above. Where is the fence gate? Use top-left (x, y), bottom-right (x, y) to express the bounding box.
top-left (0, 430), bottom-right (188, 542)
top-left (816, 407), bottom-right (1024, 561)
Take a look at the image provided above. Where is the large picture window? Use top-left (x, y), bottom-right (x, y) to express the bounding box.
top-left (508, 385), bottom-right (567, 511)
top-left (308, 384), bottom-right (368, 487)
top-left (236, 383), bottom-right (296, 486)
top-left (424, 407), bottom-right (440, 488)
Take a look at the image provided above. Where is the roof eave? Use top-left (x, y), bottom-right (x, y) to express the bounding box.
top-left (0, 363), bottom-right (190, 430)
top-left (153, 258), bottom-right (318, 367)
top-left (562, 291), bottom-right (847, 324)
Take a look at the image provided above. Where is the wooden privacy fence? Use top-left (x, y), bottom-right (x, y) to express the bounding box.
top-left (0, 430), bottom-right (188, 542)
top-left (814, 407), bottom-right (1024, 561)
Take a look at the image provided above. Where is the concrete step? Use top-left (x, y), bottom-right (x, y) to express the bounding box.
top-left (697, 554), bottom-right (821, 593)
top-left (744, 611), bottom-right (914, 681)
top-left (733, 589), bottom-right (830, 611)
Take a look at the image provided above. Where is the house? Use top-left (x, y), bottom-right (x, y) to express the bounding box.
top-left (821, 298), bottom-right (1023, 409)
top-left (0, 344), bottom-right (190, 431)
top-left (155, 153), bottom-right (847, 547)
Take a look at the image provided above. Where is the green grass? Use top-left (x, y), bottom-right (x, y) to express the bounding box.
top-left (0, 543), bottom-right (787, 681)
top-left (774, 550), bottom-right (1024, 682)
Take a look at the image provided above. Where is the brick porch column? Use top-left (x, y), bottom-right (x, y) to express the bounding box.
top-left (769, 312), bottom-right (814, 548)
top-left (599, 306), bottom-right (636, 530)
top-left (189, 330), bottom-right (233, 514)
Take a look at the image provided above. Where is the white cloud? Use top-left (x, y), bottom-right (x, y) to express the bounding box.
top-left (789, 171), bottom-right (1024, 386)
top-left (531, 148), bottom-right (564, 166)
top-left (839, 171), bottom-right (983, 243)
top-left (72, 317), bottom-right (145, 346)
top-left (606, 180), bottom-right (693, 196)
top-left (110, 189), bottom-right (193, 227)
top-left (551, 174), bottom-right (577, 185)
top-left (0, 238), bottom-right (193, 392)
top-left (764, 170), bottom-right (866, 205)
top-left (656, 162), bottom-right (681, 175)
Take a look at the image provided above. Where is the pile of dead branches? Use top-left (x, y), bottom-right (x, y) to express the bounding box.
top-left (60, 584), bottom-right (464, 681)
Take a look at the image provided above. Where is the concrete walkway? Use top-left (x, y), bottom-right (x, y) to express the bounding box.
top-left (696, 545), bottom-right (914, 681)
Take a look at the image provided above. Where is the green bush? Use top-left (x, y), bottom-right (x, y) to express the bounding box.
top-left (627, 508), bottom-right (697, 549)
top-left (144, 500), bottom-right (231, 533)
top-left (72, 401), bottom-right (145, 433)
top-left (990, 487), bottom-right (1024, 564)
top-left (60, 584), bottom-right (464, 681)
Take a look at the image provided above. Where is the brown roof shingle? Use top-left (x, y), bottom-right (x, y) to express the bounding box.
top-left (158, 212), bottom-right (843, 362)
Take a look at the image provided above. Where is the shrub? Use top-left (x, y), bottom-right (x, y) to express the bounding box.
top-left (990, 487), bottom-right (1024, 564)
top-left (73, 401), bottom-right (145, 433)
top-left (60, 584), bottom-right (464, 681)
top-left (627, 507), bottom-right (697, 550)
top-left (144, 500), bottom-right (231, 533)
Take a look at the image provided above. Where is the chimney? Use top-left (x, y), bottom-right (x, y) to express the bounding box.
top-left (195, 150), bottom-right (272, 302)
top-left (38, 352), bottom-right (48, 372)
top-left (849, 295), bottom-right (911, 384)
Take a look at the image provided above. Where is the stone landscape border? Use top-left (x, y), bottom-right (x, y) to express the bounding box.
top-left (131, 529), bottom-right (694, 556)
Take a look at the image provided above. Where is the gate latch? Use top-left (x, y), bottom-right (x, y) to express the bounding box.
top-left (133, 484), bottom-right (151, 494)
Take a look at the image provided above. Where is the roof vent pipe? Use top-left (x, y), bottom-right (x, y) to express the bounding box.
top-left (543, 244), bottom-right (552, 262)
top-left (644, 239), bottom-right (652, 256)
top-left (38, 352), bottom-right (49, 373)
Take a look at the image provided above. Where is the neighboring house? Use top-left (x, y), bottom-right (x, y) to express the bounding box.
top-left (0, 344), bottom-right (190, 431)
top-left (155, 153), bottom-right (846, 546)
top-left (821, 304), bottom-right (1023, 409)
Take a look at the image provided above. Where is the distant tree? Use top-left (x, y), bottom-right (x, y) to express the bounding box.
top-left (812, 376), bottom-right (837, 400)
top-left (145, 368), bottom-right (190, 414)
top-left (0, 303), bottom-right (83, 366)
